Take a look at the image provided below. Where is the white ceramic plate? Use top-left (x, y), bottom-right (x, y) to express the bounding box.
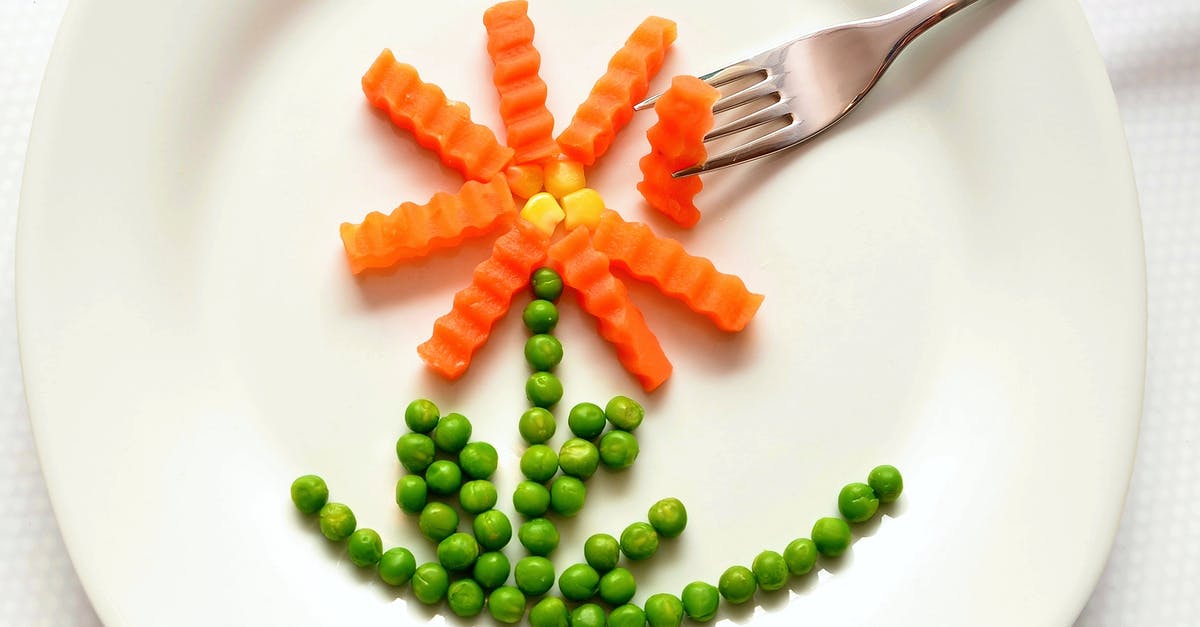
top-left (18, 0), bottom-right (1143, 625)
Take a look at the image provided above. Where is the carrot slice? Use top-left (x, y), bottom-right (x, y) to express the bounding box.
top-left (556, 17), bottom-right (677, 166)
top-left (483, 1), bottom-right (559, 165)
top-left (591, 211), bottom-right (763, 332)
top-left (362, 49), bottom-right (514, 182)
top-left (339, 175), bottom-right (516, 275)
top-left (637, 75), bottom-right (719, 227)
top-left (548, 227), bottom-right (672, 391)
top-left (417, 220), bottom-right (549, 380)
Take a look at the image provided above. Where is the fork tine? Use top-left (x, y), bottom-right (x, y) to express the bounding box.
top-left (633, 62), bottom-right (762, 111)
top-left (705, 100), bottom-right (793, 141)
top-left (673, 121), bottom-right (807, 178)
top-left (697, 63), bottom-right (765, 88)
top-left (712, 74), bottom-right (783, 113)
top-left (632, 94), bottom-right (661, 112)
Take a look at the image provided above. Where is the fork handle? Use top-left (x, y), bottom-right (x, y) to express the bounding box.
top-left (882, 0), bottom-right (982, 53)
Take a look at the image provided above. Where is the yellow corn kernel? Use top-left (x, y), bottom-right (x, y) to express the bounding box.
top-left (520, 192), bottom-right (566, 236)
top-left (505, 164), bottom-right (544, 199)
top-left (543, 159), bottom-right (586, 199)
top-left (562, 187), bottom-right (606, 231)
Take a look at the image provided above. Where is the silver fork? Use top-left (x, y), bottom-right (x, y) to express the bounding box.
top-left (634, 0), bottom-right (984, 177)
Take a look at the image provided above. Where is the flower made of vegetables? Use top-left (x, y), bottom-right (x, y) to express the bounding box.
top-left (338, 0), bottom-right (763, 392)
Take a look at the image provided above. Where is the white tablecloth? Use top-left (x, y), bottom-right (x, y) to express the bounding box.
top-left (1, 1), bottom-right (1195, 625)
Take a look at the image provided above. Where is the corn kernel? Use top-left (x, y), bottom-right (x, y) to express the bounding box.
top-left (562, 188), bottom-right (606, 231)
top-left (543, 160), bottom-right (586, 199)
top-left (505, 164), bottom-right (544, 199)
top-left (520, 192), bottom-right (566, 236)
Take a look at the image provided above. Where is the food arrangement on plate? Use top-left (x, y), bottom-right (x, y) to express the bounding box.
top-left (341, 8), bottom-right (762, 391)
top-left (293, 2), bottom-right (904, 624)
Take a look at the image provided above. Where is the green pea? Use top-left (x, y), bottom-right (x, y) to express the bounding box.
top-left (432, 412), bottom-right (472, 453)
top-left (558, 563), bottom-right (600, 601)
top-left (549, 475), bottom-right (587, 516)
top-left (473, 509), bottom-right (513, 551)
top-left (531, 267), bottom-right (564, 302)
top-left (459, 480), bottom-right (498, 514)
top-left (395, 433), bottom-right (436, 473)
top-left (447, 578), bottom-right (485, 617)
top-left (680, 581), bottom-right (719, 622)
top-left (519, 518), bottom-right (560, 556)
top-left (377, 547), bottom-right (416, 586)
top-left (424, 459), bottom-right (463, 495)
top-left (571, 603), bottom-right (607, 627)
top-left (412, 562), bottom-right (449, 604)
top-left (459, 441), bottom-right (499, 480)
top-left (523, 299), bottom-right (559, 333)
top-left (290, 475), bottom-right (328, 514)
top-left (752, 550), bottom-right (788, 591)
top-left (317, 503), bottom-right (356, 541)
top-left (526, 372), bottom-right (564, 408)
top-left (599, 567), bottom-right (636, 605)
top-left (515, 556), bottom-right (556, 596)
top-left (609, 604), bottom-right (648, 627)
top-left (525, 334), bottom-right (564, 371)
top-left (558, 438), bottom-right (600, 479)
top-left (647, 497), bottom-right (687, 538)
top-left (394, 475), bottom-right (427, 514)
top-left (599, 430), bottom-right (639, 470)
top-left (473, 551), bottom-right (511, 589)
top-left (783, 538), bottom-right (818, 576)
top-left (488, 585), bottom-right (527, 624)
top-left (583, 533), bottom-right (621, 572)
top-left (529, 596), bottom-right (570, 627)
top-left (436, 532), bottom-right (479, 571)
top-left (520, 444), bottom-right (559, 482)
top-left (567, 402), bottom-right (606, 439)
top-left (838, 482), bottom-right (880, 523)
top-left (417, 502), bottom-right (458, 542)
top-left (643, 593), bottom-right (684, 627)
top-left (404, 398), bottom-right (440, 433)
top-left (620, 522), bottom-right (659, 561)
top-left (604, 395), bottom-right (644, 431)
top-left (718, 565), bottom-right (756, 604)
top-left (812, 517), bottom-right (852, 557)
top-left (868, 464), bottom-right (904, 503)
top-left (519, 407), bottom-right (557, 444)
top-left (513, 480), bottom-right (552, 517)
top-left (347, 528), bottom-right (383, 567)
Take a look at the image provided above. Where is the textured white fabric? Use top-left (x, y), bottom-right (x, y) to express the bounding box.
top-left (0, 1), bottom-right (1193, 625)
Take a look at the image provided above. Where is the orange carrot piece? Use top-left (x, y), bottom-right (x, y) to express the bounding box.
top-left (417, 220), bottom-right (549, 380)
top-left (362, 49), bottom-right (514, 182)
top-left (339, 176), bottom-right (516, 275)
top-left (548, 227), bottom-right (672, 391)
top-left (556, 17), bottom-right (677, 166)
top-left (591, 211), bottom-right (763, 332)
top-left (484, 1), bottom-right (559, 165)
top-left (637, 75), bottom-right (719, 228)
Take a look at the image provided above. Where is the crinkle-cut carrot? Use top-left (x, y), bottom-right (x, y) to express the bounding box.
top-left (548, 227), bottom-right (672, 391)
top-left (484, 1), bottom-right (559, 165)
top-left (339, 176), bottom-right (516, 275)
top-left (556, 17), bottom-right (677, 166)
top-left (362, 49), bottom-right (514, 182)
top-left (591, 211), bottom-right (763, 332)
top-left (637, 75), bottom-right (719, 228)
top-left (417, 220), bottom-right (549, 380)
